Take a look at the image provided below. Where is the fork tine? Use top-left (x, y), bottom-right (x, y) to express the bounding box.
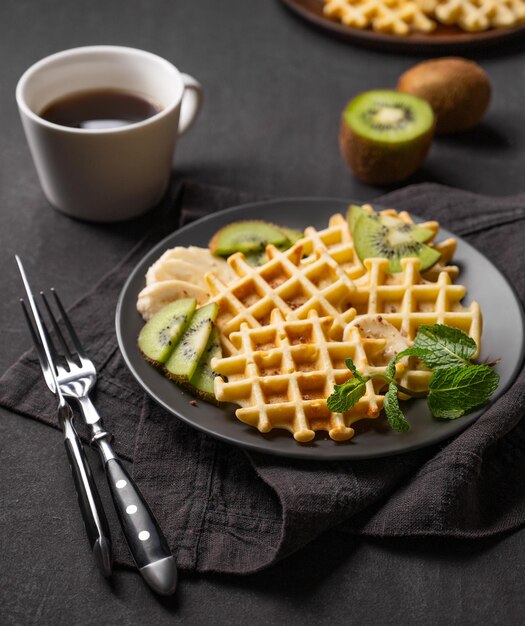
top-left (41, 290), bottom-right (75, 364)
top-left (51, 288), bottom-right (87, 360)
top-left (20, 298), bottom-right (57, 393)
top-left (35, 299), bottom-right (62, 366)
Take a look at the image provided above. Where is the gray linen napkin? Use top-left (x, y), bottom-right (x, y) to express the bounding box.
top-left (1, 180), bottom-right (525, 574)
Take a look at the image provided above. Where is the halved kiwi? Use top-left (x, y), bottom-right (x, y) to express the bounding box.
top-left (347, 204), bottom-right (434, 243)
top-left (353, 214), bottom-right (441, 273)
top-left (339, 90), bottom-right (435, 186)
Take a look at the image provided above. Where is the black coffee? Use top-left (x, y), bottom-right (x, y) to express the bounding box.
top-left (39, 88), bottom-right (161, 129)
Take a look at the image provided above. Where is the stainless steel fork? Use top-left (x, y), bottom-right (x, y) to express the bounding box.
top-left (17, 256), bottom-right (112, 578)
top-left (38, 288), bottom-right (177, 596)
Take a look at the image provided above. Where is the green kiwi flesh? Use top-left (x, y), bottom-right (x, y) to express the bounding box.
top-left (280, 227), bottom-right (303, 244)
top-left (353, 214), bottom-right (441, 273)
top-left (165, 303), bottom-right (219, 382)
top-left (340, 90), bottom-right (435, 185)
top-left (244, 250), bottom-right (269, 267)
top-left (210, 221), bottom-right (290, 256)
top-left (138, 298), bottom-right (197, 364)
top-left (243, 227), bottom-right (303, 266)
top-left (347, 204), bottom-right (434, 243)
top-left (187, 327), bottom-right (222, 402)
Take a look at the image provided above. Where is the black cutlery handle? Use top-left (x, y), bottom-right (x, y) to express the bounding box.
top-left (105, 458), bottom-right (177, 595)
top-left (63, 419), bottom-right (112, 577)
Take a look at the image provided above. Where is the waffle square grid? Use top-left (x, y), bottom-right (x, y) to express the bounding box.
top-left (347, 256), bottom-right (481, 392)
top-left (213, 309), bottom-right (388, 442)
top-left (206, 243), bottom-right (358, 355)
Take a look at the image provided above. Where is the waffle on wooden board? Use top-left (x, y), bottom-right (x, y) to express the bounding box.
top-left (322, 0), bottom-right (525, 35)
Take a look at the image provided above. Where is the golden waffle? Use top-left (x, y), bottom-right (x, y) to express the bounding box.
top-left (323, 0), bottom-right (437, 34)
top-left (433, 0), bottom-right (525, 31)
top-left (213, 309), bottom-right (388, 442)
top-left (298, 213), bottom-right (365, 281)
top-left (347, 256), bottom-right (482, 392)
top-left (206, 244), bottom-right (358, 355)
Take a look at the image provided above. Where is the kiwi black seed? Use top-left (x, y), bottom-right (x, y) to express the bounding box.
top-left (353, 214), bottom-right (441, 273)
top-left (244, 250), bottom-right (269, 267)
top-left (339, 90), bottom-right (435, 186)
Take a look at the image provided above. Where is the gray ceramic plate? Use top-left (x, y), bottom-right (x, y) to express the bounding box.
top-left (115, 198), bottom-right (524, 460)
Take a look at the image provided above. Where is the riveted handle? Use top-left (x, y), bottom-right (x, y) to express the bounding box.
top-left (105, 458), bottom-right (177, 595)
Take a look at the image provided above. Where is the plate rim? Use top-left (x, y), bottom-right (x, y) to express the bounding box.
top-left (115, 196), bottom-right (525, 461)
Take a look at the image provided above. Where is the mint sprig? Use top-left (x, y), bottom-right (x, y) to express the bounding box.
top-left (428, 364), bottom-right (500, 419)
top-left (327, 375), bottom-right (367, 414)
top-left (384, 382), bottom-right (410, 432)
top-left (326, 324), bottom-right (500, 433)
top-left (413, 324), bottom-right (477, 369)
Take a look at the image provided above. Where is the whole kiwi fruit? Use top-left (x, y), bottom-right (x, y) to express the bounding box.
top-left (397, 58), bottom-right (491, 135)
top-left (339, 90), bottom-right (435, 186)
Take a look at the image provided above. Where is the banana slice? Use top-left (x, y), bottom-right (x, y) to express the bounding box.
top-left (346, 316), bottom-right (410, 365)
top-left (137, 280), bottom-right (209, 321)
top-left (138, 246), bottom-right (236, 320)
top-left (146, 247), bottom-right (235, 287)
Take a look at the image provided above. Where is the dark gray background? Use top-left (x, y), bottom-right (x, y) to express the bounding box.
top-left (1, 1), bottom-right (524, 624)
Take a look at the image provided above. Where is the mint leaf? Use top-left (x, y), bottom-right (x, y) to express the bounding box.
top-left (383, 382), bottom-right (410, 432)
top-left (414, 324), bottom-right (477, 369)
top-left (345, 358), bottom-right (366, 382)
top-left (327, 377), bottom-right (368, 413)
top-left (385, 347), bottom-right (432, 379)
top-left (428, 364), bottom-right (500, 419)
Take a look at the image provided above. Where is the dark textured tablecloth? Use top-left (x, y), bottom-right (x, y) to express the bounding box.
top-left (1, 180), bottom-right (524, 574)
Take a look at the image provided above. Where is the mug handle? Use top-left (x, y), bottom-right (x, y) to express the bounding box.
top-left (178, 73), bottom-right (203, 136)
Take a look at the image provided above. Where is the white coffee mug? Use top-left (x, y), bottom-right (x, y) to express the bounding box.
top-left (16, 46), bottom-right (203, 222)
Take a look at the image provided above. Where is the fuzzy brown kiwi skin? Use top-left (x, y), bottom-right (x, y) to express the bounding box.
top-left (397, 58), bottom-right (491, 135)
top-left (181, 380), bottom-right (223, 406)
top-left (142, 354), bottom-right (223, 405)
top-left (339, 115), bottom-right (435, 186)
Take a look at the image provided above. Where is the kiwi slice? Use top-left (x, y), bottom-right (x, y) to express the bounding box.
top-left (165, 302), bottom-right (219, 382)
top-left (353, 214), bottom-right (441, 273)
top-left (339, 90), bottom-right (435, 186)
top-left (187, 327), bottom-right (222, 402)
top-left (138, 298), bottom-right (196, 364)
top-left (210, 221), bottom-right (290, 257)
top-left (347, 204), bottom-right (434, 243)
